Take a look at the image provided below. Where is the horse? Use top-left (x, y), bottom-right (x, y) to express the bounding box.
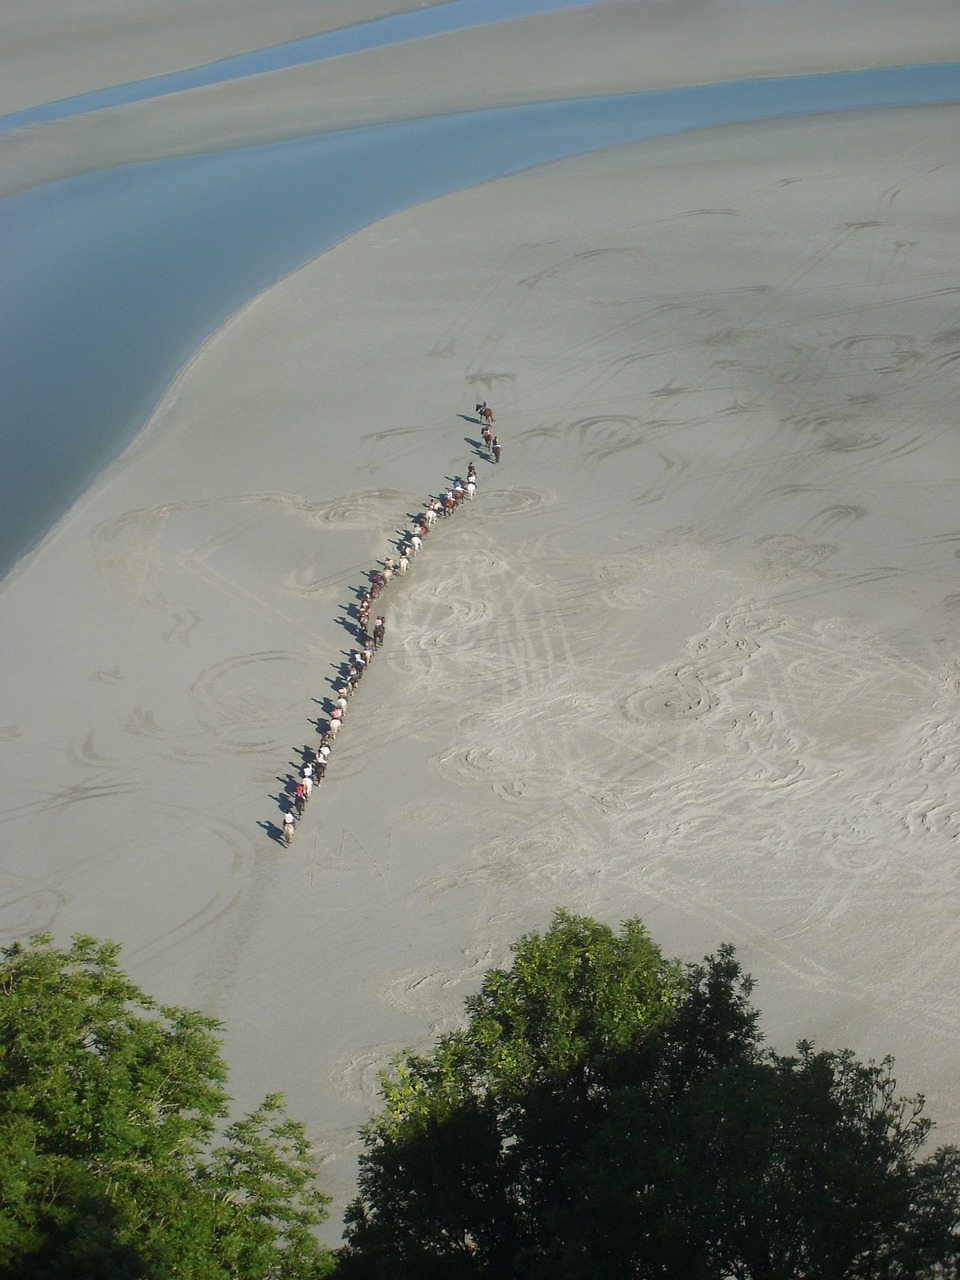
top-left (477, 405), bottom-right (494, 427)
top-left (442, 496), bottom-right (455, 517)
top-left (481, 426), bottom-right (492, 450)
top-left (282, 815), bottom-right (295, 845)
top-left (466, 480), bottom-right (476, 500)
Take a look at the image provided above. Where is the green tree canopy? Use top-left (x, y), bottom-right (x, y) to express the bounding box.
top-left (0, 933), bottom-right (333, 1279)
top-left (338, 910), bottom-right (960, 1280)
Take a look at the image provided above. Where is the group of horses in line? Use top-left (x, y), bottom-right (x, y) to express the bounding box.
top-left (275, 424), bottom-right (492, 844)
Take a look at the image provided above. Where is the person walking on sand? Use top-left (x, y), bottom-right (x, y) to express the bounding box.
top-left (492, 436), bottom-right (501, 463)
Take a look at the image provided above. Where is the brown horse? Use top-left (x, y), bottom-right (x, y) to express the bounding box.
top-left (478, 406), bottom-right (494, 427)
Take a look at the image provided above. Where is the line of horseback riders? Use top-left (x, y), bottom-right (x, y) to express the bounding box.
top-left (279, 447), bottom-right (486, 844)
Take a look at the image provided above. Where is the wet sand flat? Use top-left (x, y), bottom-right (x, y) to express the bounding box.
top-left (1, 0), bottom-right (959, 1239)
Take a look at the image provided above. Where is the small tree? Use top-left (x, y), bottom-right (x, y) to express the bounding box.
top-left (339, 912), bottom-right (960, 1280)
top-left (0, 934), bottom-right (333, 1279)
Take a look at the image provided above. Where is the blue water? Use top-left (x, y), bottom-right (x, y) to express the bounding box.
top-left (0, 0), bottom-right (599, 132)
top-left (1, 61), bottom-right (958, 578)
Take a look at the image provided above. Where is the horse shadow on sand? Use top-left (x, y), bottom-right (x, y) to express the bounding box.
top-left (461, 433), bottom-right (486, 458)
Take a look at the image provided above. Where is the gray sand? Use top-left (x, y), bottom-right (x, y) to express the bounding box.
top-left (1, 0), bottom-right (958, 1239)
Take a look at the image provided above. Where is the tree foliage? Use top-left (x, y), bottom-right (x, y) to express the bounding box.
top-left (0, 934), bottom-right (333, 1279)
top-left (338, 910), bottom-right (960, 1279)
